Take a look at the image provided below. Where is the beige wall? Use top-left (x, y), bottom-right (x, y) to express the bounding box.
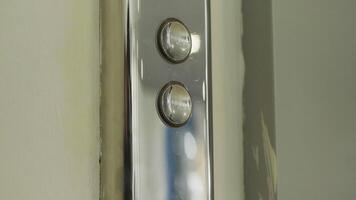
top-left (0, 1), bottom-right (100, 199)
top-left (273, 0), bottom-right (356, 199)
top-left (211, 0), bottom-right (245, 199)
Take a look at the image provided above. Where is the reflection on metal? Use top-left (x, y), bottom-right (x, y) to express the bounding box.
top-left (124, 0), bottom-right (212, 200)
top-left (190, 33), bottom-right (201, 55)
top-left (158, 19), bottom-right (192, 63)
top-left (157, 82), bottom-right (192, 127)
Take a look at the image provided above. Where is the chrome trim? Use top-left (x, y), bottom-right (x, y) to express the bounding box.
top-left (124, 0), bottom-right (213, 199)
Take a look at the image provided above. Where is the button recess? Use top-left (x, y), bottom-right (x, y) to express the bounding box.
top-left (158, 19), bottom-right (192, 63)
top-left (157, 82), bottom-right (192, 127)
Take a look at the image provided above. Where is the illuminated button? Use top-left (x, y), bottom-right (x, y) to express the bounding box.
top-left (157, 82), bottom-right (192, 127)
top-left (158, 19), bottom-right (192, 63)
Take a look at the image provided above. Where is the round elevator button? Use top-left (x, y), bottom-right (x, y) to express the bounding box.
top-left (158, 19), bottom-right (192, 63)
top-left (157, 82), bottom-right (192, 127)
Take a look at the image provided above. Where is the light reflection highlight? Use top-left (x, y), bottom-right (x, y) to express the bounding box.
top-left (191, 33), bottom-right (201, 54)
top-left (184, 131), bottom-right (197, 160)
top-left (187, 172), bottom-right (205, 200)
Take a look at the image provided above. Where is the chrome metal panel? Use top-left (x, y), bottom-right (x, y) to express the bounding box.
top-left (124, 0), bottom-right (212, 199)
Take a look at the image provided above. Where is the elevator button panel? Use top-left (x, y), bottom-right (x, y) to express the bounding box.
top-left (124, 0), bottom-right (212, 199)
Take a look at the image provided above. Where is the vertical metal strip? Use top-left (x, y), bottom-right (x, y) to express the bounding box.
top-left (124, 0), bottom-right (213, 199)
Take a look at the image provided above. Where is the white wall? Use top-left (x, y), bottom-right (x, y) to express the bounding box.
top-left (273, 0), bottom-right (356, 199)
top-left (0, 1), bottom-right (100, 200)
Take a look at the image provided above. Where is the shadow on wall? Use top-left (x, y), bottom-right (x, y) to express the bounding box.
top-left (242, 0), bottom-right (277, 199)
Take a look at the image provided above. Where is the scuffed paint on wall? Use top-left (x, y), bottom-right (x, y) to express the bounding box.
top-left (252, 145), bottom-right (260, 171)
top-left (244, 111), bottom-right (277, 200)
top-left (261, 112), bottom-right (277, 200)
top-left (246, 111), bottom-right (277, 200)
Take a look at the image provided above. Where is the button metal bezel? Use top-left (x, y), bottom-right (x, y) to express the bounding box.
top-left (157, 18), bottom-right (192, 64)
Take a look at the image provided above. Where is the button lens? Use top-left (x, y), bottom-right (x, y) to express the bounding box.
top-left (157, 82), bottom-right (192, 127)
top-left (158, 19), bottom-right (192, 63)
